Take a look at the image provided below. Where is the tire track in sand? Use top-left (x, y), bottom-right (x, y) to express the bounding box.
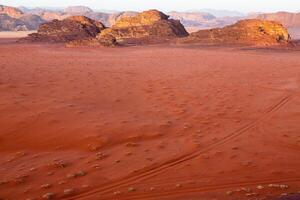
top-left (66, 93), bottom-right (295, 200)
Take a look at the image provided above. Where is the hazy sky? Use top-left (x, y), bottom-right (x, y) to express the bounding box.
top-left (2, 0), bottom-right (300, 13)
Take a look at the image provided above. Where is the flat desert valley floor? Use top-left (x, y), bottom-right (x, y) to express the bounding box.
top-left (0, 40), bottom-right (300, 200)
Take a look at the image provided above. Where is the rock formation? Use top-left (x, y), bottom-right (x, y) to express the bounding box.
top-left (99, 10), bottom-right (188, 44)
top-left (0, 14), bottom-right (28, 31)
top-left (21, 16), bottom-right (106, 43)
top-left (182, 19), bottom-right (291, 46)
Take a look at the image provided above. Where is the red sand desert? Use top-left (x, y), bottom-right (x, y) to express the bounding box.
top-left (0, 39), bottom-right (300, 200)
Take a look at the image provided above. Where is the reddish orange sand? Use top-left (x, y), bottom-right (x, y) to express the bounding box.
top-left (0, 39), bottom-right (300, 200)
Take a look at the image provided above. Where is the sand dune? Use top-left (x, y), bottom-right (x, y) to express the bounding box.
top-left (0, 41), bottom-right (300, 200)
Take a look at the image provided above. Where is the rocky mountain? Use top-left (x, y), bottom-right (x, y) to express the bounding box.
top-left (0, 5), bottom-right (46, 31)
top-left (182, 19), bottom-right (291, 46)
top-left (17, 6), bottom-right (138, 27)
top-left (64, 6), bottom-right (93, 14)
top-left (0, 14), bottom-right (28, 31)
top-left (14, 5), bottom-right (246, 31)
top-left (198, 9), bottom-right (245, 17)
top-left (1, 5), bottom-right (249, 32)
top-left (168, 11), bottom-right (216, 27)
top-left (99, 10), bottom-right (188, 44)
top-left (21, 16), bottom-right (106, 43)
top-left (167, 11), bottom-right (248, 32)
top-left (19, 14), bottom-right (46, 30)
top-left (37, 11), bottom-right (69, 21)
top-left (3, 4), bottom-right (297, 44)
top-left (0, 5), bottom-right (23, 18)
top-left (257, 12), bottom-right (300, 28)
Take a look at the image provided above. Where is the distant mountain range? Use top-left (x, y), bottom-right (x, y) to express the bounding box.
top-left (0, 5), bottom-right (46, 31)
top-left (257, 12), bottom-right (300, 28)
top-left (1, 4), bottom-right (300, 39)
top-left (190, 9), bottom-right (246, 17)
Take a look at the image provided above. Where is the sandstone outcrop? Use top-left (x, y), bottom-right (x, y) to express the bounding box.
top-left (21, 16), bottom-right (106, 43)
top-left (99, 10), bottom-right (188, 44)
top-left (182, 19), bottom-right (291, 46)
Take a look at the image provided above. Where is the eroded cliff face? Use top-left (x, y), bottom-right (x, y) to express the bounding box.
top-left (183, 19), bottom-right (291, 46)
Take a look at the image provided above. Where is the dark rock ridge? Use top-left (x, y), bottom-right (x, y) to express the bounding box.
top-left (182, 19), bottom-right (291, 46)
top-left (21, 16), bottom-right (106, 43)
